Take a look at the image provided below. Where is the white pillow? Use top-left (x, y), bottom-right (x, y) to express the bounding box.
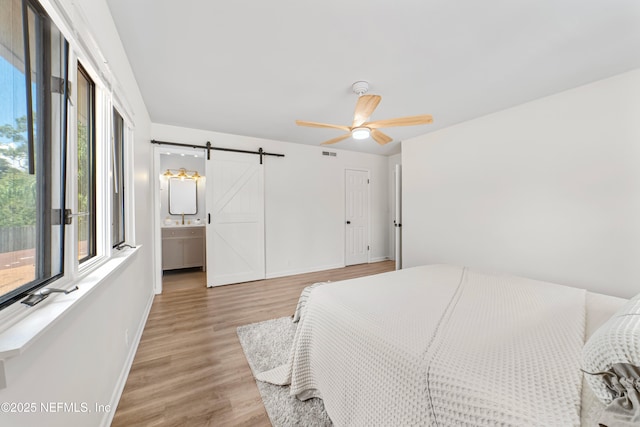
top-left (583, 293), bottom-right (640, 403)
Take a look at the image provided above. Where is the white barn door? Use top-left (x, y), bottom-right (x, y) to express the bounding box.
top-left (206, 151), bottom-right (265, 287)
top-left (345, 169), bottom-right (369, 266)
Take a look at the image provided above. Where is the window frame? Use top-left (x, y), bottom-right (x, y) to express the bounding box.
top-left (0, 0), bottom-right (68, 310)
top-left (0, 0), bottom-right (136, 313)
top-left (111, 107), bottom-right (126, 248)
top-left (0, 0), bottom-right (135, 316)
top-left (75, 62), bottom-right (97, 264)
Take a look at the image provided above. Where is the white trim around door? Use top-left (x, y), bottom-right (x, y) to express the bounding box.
top-left (345, 168), bottom-right (370, 266)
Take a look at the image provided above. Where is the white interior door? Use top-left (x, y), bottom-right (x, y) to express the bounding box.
top-left (205, 151), bottom-right (265, 287)
top-left (345, 169), bottom-right (369, 266)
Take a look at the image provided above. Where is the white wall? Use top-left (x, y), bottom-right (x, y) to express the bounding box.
top-left (0, 0), bottom-right (154, 426)
top-left (152, 123), bottom-right (390, 277)
top-left (403, 69), bottom-right (640, 298)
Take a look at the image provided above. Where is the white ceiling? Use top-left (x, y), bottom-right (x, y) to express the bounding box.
top-left (106, 0), bottom-right (640, 156)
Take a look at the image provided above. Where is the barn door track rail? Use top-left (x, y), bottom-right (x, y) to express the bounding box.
top-left (150, 139), bottom-right (285, 164)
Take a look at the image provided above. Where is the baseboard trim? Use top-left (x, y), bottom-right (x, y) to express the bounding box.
top-left (266, 263), bottom-right (345, 280)
top-left (266, 259), bottom-right (391, 280)
top-left (101, 289), bottom-right (154, 427)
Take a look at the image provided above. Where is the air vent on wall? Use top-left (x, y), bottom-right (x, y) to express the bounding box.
top-left (322, 151), bottom-right (337, 157)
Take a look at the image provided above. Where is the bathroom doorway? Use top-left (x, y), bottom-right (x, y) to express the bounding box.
top-left (156, 147), bottom-right (207, 292)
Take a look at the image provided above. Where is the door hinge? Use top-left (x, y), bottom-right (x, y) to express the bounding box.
top-left (367, 179), bottom-right (370, 184)
top-left (367, 245), bottom-right (370, 251)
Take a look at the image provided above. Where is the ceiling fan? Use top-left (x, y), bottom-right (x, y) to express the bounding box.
top-left (296, 81), bottom-right (433, 146)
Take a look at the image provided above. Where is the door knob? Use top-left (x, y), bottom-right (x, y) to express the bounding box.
top-left (346, 221), bottom-right (351, 224)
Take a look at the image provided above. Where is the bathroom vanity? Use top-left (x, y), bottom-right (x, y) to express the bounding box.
top-left (161, 225), bottom-right (205, 271)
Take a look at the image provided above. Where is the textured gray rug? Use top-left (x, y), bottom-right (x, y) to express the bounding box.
top-left (237, 317), bottom-right (332, 427)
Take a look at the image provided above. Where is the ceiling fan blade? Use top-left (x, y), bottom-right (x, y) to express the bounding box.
top-left (320, 133), bottom-right (351, 145)
top-left (365, 114), bottom-right (433, 129)
top-left (295, 120), bottom-right (351, 132)
top-left (352, 95), bottom-right (381, 127)
top-left (370, 129), bottom-right (393, 145)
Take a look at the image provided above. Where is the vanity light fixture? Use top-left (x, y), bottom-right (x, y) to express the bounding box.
top-left (162, 168), bottom-right (202, 180)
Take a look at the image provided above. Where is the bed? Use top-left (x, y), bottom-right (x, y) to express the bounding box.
top-left (257, 264), bottom-right (636, 426)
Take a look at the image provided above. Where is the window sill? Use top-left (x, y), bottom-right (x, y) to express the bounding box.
top-left (0, 245), bottom-right (141, 389)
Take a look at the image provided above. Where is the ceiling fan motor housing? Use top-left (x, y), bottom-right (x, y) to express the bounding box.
top-left (352, 81), bottom-right (369, 96)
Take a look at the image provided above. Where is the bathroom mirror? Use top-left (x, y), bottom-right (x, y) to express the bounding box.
top-left (169, 178), bottom-right (197, 214)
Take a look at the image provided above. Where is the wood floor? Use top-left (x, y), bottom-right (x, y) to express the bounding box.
top-left (111, 261), bottom-right (395, 427)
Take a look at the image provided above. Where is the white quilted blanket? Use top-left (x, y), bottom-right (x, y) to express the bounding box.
top-left (257, 265), bottom-right (586, 426)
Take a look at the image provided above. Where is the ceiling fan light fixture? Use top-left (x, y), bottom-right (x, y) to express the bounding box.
top-left (351, 127), bottom-right (370, 140)
top-left (296, 82), bottom-right (433, 146)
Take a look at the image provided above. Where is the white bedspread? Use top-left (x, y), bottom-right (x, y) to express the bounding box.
top-left (257, 265), bottom-right (586, 426)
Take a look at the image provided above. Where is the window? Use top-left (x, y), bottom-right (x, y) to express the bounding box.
top-left (112, 108), bottom-right (125, 247)
top-left (0, 0), bottom-right (68, 309)
top-left (76, 64), bottom-right (96, 262)
top-left (0, 0), bottom-right (132, 311)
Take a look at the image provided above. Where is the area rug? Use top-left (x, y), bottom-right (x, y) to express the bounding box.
top-left (237, 317), bottom-right (332, 426)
